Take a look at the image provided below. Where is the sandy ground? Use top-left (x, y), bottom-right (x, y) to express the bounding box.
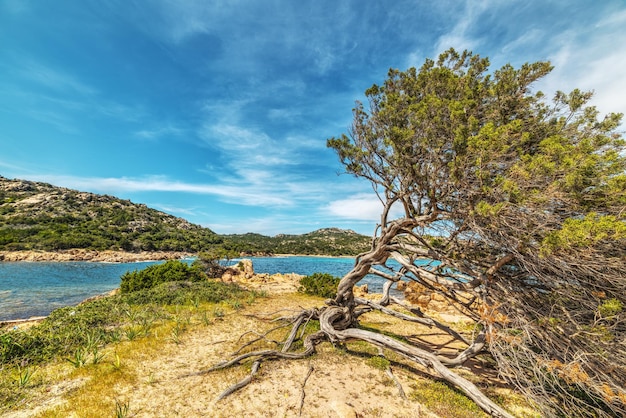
top-left (3, 275), bottom-right (527, 418)
top-left (5, 294), bottom-right (448, 417)
top-left (112, 302), bottom-right (442, 418)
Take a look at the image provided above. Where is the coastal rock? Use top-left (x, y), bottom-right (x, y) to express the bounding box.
top-left (0, 250), bottom-right (191, 263)
top-left (226, 259), bottom-right (304, 294)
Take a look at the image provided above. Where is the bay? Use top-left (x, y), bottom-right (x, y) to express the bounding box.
top-left (0, 256), bottom-right (399, 321)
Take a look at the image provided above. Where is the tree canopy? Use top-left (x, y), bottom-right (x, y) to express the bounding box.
top-left (327, 48), bottom-right (625, 417)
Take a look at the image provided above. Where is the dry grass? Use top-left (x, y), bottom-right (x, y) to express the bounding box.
top-left (3, 292), bottom-right (538, 417)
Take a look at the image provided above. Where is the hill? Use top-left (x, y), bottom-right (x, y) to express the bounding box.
top-left (222, 227), bottom-right (371, 256)
top-left (0, 176), bottom-right (370, 256)
top-left (0, 176), bottom-right (220, 252)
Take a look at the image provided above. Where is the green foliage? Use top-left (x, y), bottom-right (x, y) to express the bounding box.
top-left (598, 298), bottom-right (623, 318)
top-left (409, 380), bottom-right (488, 418)
top-left (366, 355), bottom-right (390, 371)
top-left (221, 228), bottom-right (370, 256)
top-left (0, 177), bottom-right (222, 252)
top-left (0, 178), bottom-right (369, 255)
top-left (120, 260), bottom-right (206, 293)
top-left (193, 247), bottom-right (240, 278)
top-left (298, 272), bottom-right (340, 298)
top-left (122, 280), bottom-right (251, 306)
top-left (541, 213), bottom-right (626, 255)
top-left (0, 274), bottom-right (258, 410)
top-left (0, 281), bottom-right (255, 368)
top-left (328, 48), bottom-right (625, 417)
top-left (114, 399), bottom-right (131, 418)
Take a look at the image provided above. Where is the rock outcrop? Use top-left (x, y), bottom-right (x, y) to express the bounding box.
top-left (221, 259), bottom-right (304, 294)
top-left (0, 250), bottom-right (190, 263)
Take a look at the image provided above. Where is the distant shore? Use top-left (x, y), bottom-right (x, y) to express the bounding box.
top-left (0, 249), bottom-right (192, 263)
top-left (0, 250), bottom-right (356, 263)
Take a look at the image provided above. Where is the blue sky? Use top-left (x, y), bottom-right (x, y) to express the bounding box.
top-left (1, 0), bottom-right (625, 235)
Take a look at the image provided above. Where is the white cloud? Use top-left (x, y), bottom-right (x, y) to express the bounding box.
top-left (325, 193), bottom-right (385, 222)
top-left (150, 203), bottom-right (197, 217)
top-left (23, 174), bottom-right (292, 206)
top-left (208, 123), bottom-right (273, 152)
top-left (433, 0), bottom-right (490, 56)
top-left (535, 9), bottom-right (626, 119)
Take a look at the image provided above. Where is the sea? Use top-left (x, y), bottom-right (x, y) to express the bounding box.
top-left (0, 256), bottom-right (400, 321)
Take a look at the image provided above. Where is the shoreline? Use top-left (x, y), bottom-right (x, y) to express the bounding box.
top-left (0, 253), bottom-right (361, 325)
top-left (0, 249), bottom-right (192, 263)
top-left (0, 250), bottom-right (357, 263)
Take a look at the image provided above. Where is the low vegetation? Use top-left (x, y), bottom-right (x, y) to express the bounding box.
top-left (0, 267), bottom-right (259, 411)
top-left (298, 272), bottom-right (341, 298)
top-left (120, 259), bottom-right (207, 293)
top-left (1, 260), bottom-right (541, 416)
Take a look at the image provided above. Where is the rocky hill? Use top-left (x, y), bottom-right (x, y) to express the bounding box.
top-left (0, 176), bottom-right (221, 253)
top-left (0, 176), bottom-right (371, 256)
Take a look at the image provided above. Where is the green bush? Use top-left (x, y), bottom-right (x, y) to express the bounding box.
top-left (298, 272), bottom-right (340, 298)
top-left (120, 260), bottom-right (206, 293)
top-left (122, 280), bottom-right (251, 306)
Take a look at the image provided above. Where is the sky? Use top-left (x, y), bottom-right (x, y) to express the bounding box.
top-left (1, 0), bottom-right (625, 236)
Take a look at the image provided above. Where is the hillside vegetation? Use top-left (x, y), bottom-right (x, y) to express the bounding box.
top-left (221, 228), bottom-right (370, 256)
top-left (0, 176), bottom-right (369, 256)
top-left (0, 176), bottom-right (221, 252)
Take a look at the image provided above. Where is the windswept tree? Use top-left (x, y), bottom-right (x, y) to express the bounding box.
top-left (199, 49), bottom-right (625, 417)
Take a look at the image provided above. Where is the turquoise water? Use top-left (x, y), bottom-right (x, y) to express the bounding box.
top-left (0, 261), bottom-right (159, 321)
top-left (0, 256), bottom-right (399, 321)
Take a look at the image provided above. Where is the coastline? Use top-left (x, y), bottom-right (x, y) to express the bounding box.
top-left (0, 249), bottom-right (192, 263)
top-left (0, 253), bottom-right (361, 325)
top-left (0, 250), bottom-right (357, 263)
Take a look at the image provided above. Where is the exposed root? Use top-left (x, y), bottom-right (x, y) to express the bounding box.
top-left (233, 329), bottom-right (284, 354)
top-left (283, 309), bottom-right (318, 352)
top-left (326, 322), bottom-right (513, 418)
top-left (377, 347), bottom-right (406, 399)
top-left (217, 360), bottom-right (261, 400)
top-left (188, 295), bottom-right (512, 417)
top-left (298, 363), bottom-right (314, 416)
top-left (355, 296), bottom-right (471, 345)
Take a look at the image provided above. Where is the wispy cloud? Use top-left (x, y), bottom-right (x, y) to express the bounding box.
top-left (149, 203), bottom-right (198, 217)
top-left (433, 0), bottom-right (489, 56)
top-left (22, 174), bottom-right (317, 207)
top-left (135, 124), bottom-right (185, 140)
top-left (19, 60), bottom-right (97, 96)
top-left (26, 109), bottom-right (80, 134)
top-left (536, 9), bottom-right (626, 117)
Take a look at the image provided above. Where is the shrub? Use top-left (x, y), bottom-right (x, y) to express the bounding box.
top-left (298, 272), bottom-right (340, 298)
top-left (192, 248), bottom-right (240, 278)
top-left (122, 280), bottom-right (251, 306)
top-left (120, 260), bottom-right (206, 293)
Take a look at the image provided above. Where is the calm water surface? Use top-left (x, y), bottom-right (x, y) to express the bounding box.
top-left (0, 256), bottom-right (399, 321)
